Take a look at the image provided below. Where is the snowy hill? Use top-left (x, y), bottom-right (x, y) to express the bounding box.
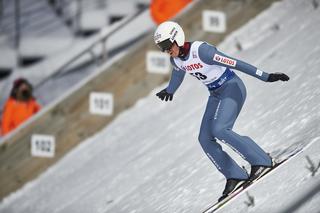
top-left (0, 0), bottom-right (320, 212)
top-left (214, 139), bottom-right (320, 213)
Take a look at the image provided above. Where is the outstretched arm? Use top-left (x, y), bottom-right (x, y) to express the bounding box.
top-left (198, 43), bottom-right (289, 82)
top-left (156, 64), bottom-right (186, 101)
top-left (166, 68), bottom-right (186, 94)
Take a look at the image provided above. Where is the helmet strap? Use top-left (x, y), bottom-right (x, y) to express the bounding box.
top-left (178, 42), bottom-right (191, 59)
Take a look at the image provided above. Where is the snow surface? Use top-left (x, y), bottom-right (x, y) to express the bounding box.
top-left (1, 0), bottom-right (320, 212)
top-left (214, 138), bottom-right (320, 213)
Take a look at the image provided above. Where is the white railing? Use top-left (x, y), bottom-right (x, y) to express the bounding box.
top-left (0, 8), bottom-right (150, 143)
top-left (32, 9), bottom-right (144, 89)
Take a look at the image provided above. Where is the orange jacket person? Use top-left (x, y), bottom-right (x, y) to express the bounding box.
top-left (150, 0), bottom-right (192, 24)
top-left (1, 78), bottom-right (41, 136)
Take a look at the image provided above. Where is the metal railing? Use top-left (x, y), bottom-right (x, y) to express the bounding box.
top-left (0, 7), bottom-right (148, 142)
top-left (33, 8), bottom-right (145, 90)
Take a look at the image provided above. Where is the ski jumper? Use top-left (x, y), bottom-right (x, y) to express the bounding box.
top-left (166, 41), bottom-right (272, 180)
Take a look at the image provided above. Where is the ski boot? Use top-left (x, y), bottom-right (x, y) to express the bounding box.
top-left (249, 158), bottom-right (275, 181)
top-left (218, 179), bottom-right (246, 202)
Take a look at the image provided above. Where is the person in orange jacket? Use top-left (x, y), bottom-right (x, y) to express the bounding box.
top-left (1, 78), bottom-right (41, 136)
top-left (150, 0), bottom-right (192, 24)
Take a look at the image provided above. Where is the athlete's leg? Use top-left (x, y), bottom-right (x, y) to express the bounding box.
top-left (198, 95), bottom-right (248, 180)
top-left (211, 76), bottom-right (272, 167)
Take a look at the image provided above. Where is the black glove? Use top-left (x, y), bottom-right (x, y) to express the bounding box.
top-left (267, 73), bottom-right (290, 82)
top-left (156, 89), bottom-right (173, 101)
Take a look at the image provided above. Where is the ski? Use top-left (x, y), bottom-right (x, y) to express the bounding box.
top-left (202, 147), bottom-right (304, 213)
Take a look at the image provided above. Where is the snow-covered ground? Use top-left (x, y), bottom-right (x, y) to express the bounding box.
top-left (0, 0), bottom-right (320, 212)
top-left (214, 138), bottom-right (320, 213)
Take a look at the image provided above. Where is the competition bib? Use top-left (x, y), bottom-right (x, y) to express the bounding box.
top-left (173, 41), bottom-right (228, 87)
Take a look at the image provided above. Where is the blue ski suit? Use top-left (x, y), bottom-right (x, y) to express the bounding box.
top-left (165, 41), bottom-right (272, 180)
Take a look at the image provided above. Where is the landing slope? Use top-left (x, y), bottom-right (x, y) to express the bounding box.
top-left (1, 0), bottom-right (319, 212)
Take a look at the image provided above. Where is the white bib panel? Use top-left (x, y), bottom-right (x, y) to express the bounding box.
top-left (173, 41), bottom-right (226, 85)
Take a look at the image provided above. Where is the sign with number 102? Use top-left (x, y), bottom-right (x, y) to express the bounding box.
top-left (31, 134), bottom-right (55, 158)
top-left (89, 92), bottom-right (113, 116)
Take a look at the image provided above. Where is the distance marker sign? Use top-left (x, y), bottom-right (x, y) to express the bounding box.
top-left (31, 134), bottom-right (55, 158)
top-left (146, 51), bottom-right (170, 74)
top-left (202, 10), bottom-right (226, 33)
top-left (89, 92), bottom-right (114, 116)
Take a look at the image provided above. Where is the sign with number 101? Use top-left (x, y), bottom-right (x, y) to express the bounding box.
top-left (89, 92), bottom-right (113, 116)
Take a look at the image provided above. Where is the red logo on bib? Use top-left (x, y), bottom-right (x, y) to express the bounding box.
top-left (182, 63), bottom-right (203, 71)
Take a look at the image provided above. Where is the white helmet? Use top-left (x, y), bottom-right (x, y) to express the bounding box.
top-left (154, 21), bottom-right (185, 52)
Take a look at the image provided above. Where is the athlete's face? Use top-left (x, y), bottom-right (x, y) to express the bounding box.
top-left (165, 42), bottom-right (179, 57)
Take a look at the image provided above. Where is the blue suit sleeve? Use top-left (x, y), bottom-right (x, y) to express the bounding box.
top-left (198, 43), bottom-right (270, 82)
top-left (166, 58), bottom-right (186, 94)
